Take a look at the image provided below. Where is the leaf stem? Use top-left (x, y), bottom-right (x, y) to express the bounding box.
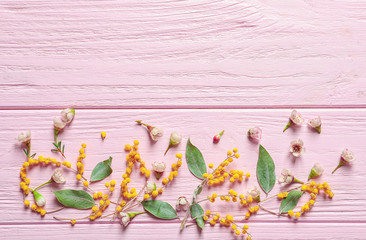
top-left (53, 129), bottom-right (66, 158)
top-left (34, 179), bottom-right (52, 191)
top-left (47, 207), bottom-right (65, 214)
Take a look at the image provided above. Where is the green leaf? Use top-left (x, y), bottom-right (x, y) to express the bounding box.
top-left (52, 143), bottom-right (59, 148)
top-left (58, 141), bottom-right (61, 148)
top-left (141, 200), bottom-right (178, 220)
top-left (191, 203), bottom-right (205, 229)
top-left (62, 145), bottom-right (65, 153)
top-left (193, 185), bottom-right (203, 201)
top-left (279, 190), bottom-right (304, 213)
top-left (90, 157), bottom-right (113, 182)
top-left (186, 138), bottom-right (207, 180)
top-left (257, 145), bottom-right (276, 194)
top-left (54, 189), bottom-right (94, 209)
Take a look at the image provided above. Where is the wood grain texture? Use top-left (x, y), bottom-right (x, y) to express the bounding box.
top-left (1, 0), bottom-right (366, 108)
top-left (1, 0), bottom-right (366, 239)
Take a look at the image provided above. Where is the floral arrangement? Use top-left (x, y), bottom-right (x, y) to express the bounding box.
top-left (17, 109), bottom-right (356, 239)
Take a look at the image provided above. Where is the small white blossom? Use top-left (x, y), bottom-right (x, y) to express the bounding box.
top-left (278, 169), bottom-right (294, 186)
top-left (289, 139), bottom-right (305, 157)
top-left (290, 110), bottom-right (304, 125)
top-left (52, 169), bottom-right (66, 184)
top-left (246, 186), bottom-right (260, 202)
top-left (152, 161), bottom-right (166, 173)
top-left (119, 212), bottom-right (131, 227)
top-left (308, 162), bottom-right (324, 180)
top-left (16, 131), bottom-right (31, 144)
top-left (247, 127), bottom-right (262, 142)
top-left (176, 196), bottom-right (189, 211)
top-left (53, 116), bottom-right (67, 130)
top-left (308, 116), bottom-right (322, 133)
top-left (150, 127), bottom-right (164, 141)
top-left (145, 181), bottom-right (156, 194)
top-left (170, 131), bottom-right (182, 145)
top-left (60, 108), bottom-right (75, 124)
top-left (341, 148), bottom-right (356, 163)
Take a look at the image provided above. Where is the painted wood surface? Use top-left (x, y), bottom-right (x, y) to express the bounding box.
top-left (1, 0), bottom-right (366, 239)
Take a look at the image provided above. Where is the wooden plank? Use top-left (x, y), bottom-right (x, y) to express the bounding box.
top-left (2, 109), bottom-right (366, 224)
top-left (1, 222), bottom-right (366, 240)
top-left (0, 0), bottom-right (366, 107)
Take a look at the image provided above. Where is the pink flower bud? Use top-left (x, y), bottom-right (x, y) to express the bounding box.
top-left (308, 163), bottom-right (324, 180)
top-left (332, 148), bottom-right (356, 174)
top-left (152, 161), bottom-right (167, 179)
top-left (213, 130), bottom-right (224, 143)
top-left (247, 127), bottom-right (262, 142)
top-left (136, 120), bottom-right (163, 142)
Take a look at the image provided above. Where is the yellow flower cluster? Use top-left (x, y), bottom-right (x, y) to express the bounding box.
top-left (289, 181), bottom-right (334, 218)
top-left (19, 156), bottom-right (65, 196)
top-left (90, 193), bottom-right (111, 221)
top-left (277, 191), bottom-right (288, 199)
top-left (121, 140), bottom-right (145, 200)
top-left (203, 148), bottom-right (248, 187)
top-left (162, 153), bottom-right (183, 186)
top-left (105, 180), bottom-right (116, 193)
top-left (76, 144), bottom-right (87, 185)
top-left (30, 204), bottom-right (46, 217)
top-left (204, 211), bottom-right (252, 238)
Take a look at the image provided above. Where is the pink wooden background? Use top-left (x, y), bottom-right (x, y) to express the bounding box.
top-left (1, 0), bottom-right (366, 239)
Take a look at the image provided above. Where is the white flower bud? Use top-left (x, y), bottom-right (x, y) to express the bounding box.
top-left (52, 169), bottom-right (66, 184)
top-left (170, 131), bottom-right (182, 145)
top-left (60, 108), bottom-right (75, 124)
top-left (176, 196), bottom-right (189, 211)
top-left (53, 116), bottom-right (67, 130)
top-left (145, 181), bottom-right (156, 194)
top-left (16, 131), bottom-right (31, 144)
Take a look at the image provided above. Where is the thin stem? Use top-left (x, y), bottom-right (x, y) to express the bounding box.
top-left (283, 121), bottom-right (291, 132)
top-left (123, 182), bottom-right (147, 211)
top-left (123, 202), bottom-right (141, 212)
top-left (47, 207), bottom-right (65, 214)
top-left (27, 142), bottom-right (31, 158)
top-left (34, 179), bottom-right (52, 191)
top-left (54, 129), bottom-right (65, 158)
top-left (258, 203), bottom-right (280, 216)
top-left (332, 162), bottom-right (343, 174)
top-left (54, 215), bottom-right (90, 221)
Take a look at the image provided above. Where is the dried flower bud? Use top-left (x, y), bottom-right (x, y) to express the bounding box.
top-left (136, 120), bottom-right (163, 141)
top-left (278, 169), bottom-right (304, 186)
top-left (33, 190), bottom-right (46, 207)
top-left (164, 131), bottom-right (182, 155)
top-left (152, 161), bottom-right (167, 179)
top-left (53, 116), bottom-right (67, 131)
top-left (247, 127), bottom-right (262, 142)
top-left (213, 130), bottom-right (224, 143)
top-left (60, 108), bottom-right (75, 124)
top-left (176, 196), bottom-right (189, 211)
top-left (332, 148), bottom-right (356, 174)
top-left (145, 181), bottom-right (156, 194)
top-left (246, 186), bottom-right (260, 202)
top-left (308, 116), bottom-right (322, 133)
top-left (52, 169), bottom-right (66, 184)
top-left (119, 212), bottom-right (131, 227)
top-left (283, 110), bottom-right (304, 132)
top-left (289, 139), bottom-right (305, 157)
top-left (308, 163), bottom-right (324, 180)
top-left (16, 131), bottom-right (31, 144)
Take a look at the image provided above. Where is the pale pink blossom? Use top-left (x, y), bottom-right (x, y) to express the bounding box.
top-left (152, 161), bottom-right (166, 179)
top-left (145, 181), bottom-right (156, 194)
top-left (289, 139), bottom-right (305, 157)
top-left (247, 127), bottom-right (262, 142)
top-left (119, 212), bottom-right (131, 227)
top-left (213, 130), bottom-right (224, 143)
top-left (164, 131), bottom-right (182, 155)
top-left (136, 120), bottom-right (163, 141)
top-left (278, 169), bottom-right (294, 186)
top-left (341, 148), bottom-right (356, 163)
top-left (308, 163), bottom-right (324, 180)
top-left (246, 186), bottom-right (260, 202)
top-left (308, 116), bottom-right (322, 133)
top-left (52, 169), bottom-right (66, 184)
top-left (16, 131), bottom-right (31, 144)
top-left (332, 148), bottom-right (356, 174)
top-left (53, 116), bottom-right (67, 130)
top-left (283, 110), bottom-right (304, 132)
top-left (150, 127), bottom-right (164, 141)
top-left (176, 196), bottom-right (189, 211)
top-left (60, 108), bottom-right (75, 124)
